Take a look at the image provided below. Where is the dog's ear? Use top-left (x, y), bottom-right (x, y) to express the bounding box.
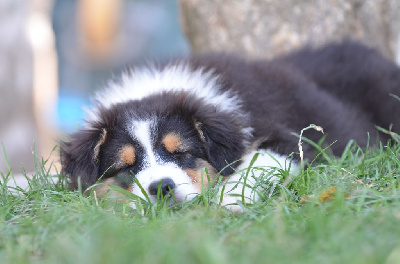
top-left (60, 106), bottom-right (116, 190)
top-left (60, 127), bottom-right (107, 190)
top-left (194, 115), bottom-right (251, 176)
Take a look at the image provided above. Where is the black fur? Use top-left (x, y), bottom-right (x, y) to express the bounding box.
top-left (190, 41), bottom-right (400, 158)
top-left (60, 106), bottom-right (117, 189)
top-left (61, 92), bottom-right (249, 189)
top-left (61, 41), bottom-right (400, 190)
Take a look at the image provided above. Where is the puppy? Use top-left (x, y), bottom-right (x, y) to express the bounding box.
top-left (60, 41), bottom-right (400, 212)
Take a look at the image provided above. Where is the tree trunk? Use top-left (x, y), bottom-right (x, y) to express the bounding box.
top-left (179, 0), bottom-right (400, 61)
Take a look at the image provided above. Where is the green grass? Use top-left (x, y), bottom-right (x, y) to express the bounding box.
top-left (1, 139), bottom-right (400, 264)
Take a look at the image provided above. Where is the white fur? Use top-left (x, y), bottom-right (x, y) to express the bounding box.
top-left (219, 149), bottom-right (299, 213)
top-left (130, 120), bottom-right (158, 167)
top-left (127, 120), bottom-right (300, 211)
top-left (85, 63), bottom-right (253, 147)
top-left (88, 64), bottom-right (243, 121)
top-left (131, 163), bottom-right (197, 204)
top-left (128, 119), bottom-right (198, 204)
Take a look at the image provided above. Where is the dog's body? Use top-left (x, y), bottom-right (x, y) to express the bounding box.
top-left (61, 41), bottom-right (400, 211)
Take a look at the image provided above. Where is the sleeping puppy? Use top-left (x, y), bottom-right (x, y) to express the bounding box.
top-left (60, 41), bottom-right (400, 212)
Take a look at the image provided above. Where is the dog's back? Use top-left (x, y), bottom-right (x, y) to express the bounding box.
top-left (278, 41), bottom-right (400, 133)
top-left (188, 41), bottom-right (400, 159)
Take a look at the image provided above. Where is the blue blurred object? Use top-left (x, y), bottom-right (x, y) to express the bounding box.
top-left (52, 0), bottom-right (189, 132)
top-left (57, 90), bottom-right (90, 132)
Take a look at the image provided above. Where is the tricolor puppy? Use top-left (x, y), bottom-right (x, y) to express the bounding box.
top-left (61, 41), bottom-right (400, 212)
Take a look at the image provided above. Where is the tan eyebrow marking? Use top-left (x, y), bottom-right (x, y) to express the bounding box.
top-left (119, 145), bottom-right (136, 165)
top-left (162, 133), bottom-right (182, 153)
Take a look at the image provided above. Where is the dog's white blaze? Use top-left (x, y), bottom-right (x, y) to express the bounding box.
top-left (131, 120), bottom-right (157, 167)
top-left (219, 149), bottom-right (299, 213)
top-left (88, 64), bottom-right (242, 121)
top-left (128, 120), bottom-right (199, 204)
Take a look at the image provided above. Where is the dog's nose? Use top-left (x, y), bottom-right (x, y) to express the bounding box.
top-left (148, 178), bottom-right (176, 196)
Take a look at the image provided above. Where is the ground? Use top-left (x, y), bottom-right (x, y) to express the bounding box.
top-left (1, 136), bottom-right (400, 264)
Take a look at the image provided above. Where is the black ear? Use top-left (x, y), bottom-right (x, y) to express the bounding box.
top-left (60, 106), bottom-right (116, 190)
top-left (195, 113), bottom-right (251, 176)
top-left (60, 127), bottom-right (107, 190)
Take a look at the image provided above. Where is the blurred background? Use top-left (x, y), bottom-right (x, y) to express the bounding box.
top-left (1, 0), bottom-right (400, 175)
top-left (0, 0), bottom-right (189, 174)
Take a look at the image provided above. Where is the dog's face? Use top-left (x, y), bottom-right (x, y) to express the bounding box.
top-left (61, 91), bottom-right (252, 204)
top-left (96, 112), bottom-right (218, 204)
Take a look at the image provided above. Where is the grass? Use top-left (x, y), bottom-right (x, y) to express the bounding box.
top-left (1, 138), bottom-right (400, 264)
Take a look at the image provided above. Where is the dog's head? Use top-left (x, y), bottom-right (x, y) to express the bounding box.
top-left (61, 65), bottom-right (252, 204)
